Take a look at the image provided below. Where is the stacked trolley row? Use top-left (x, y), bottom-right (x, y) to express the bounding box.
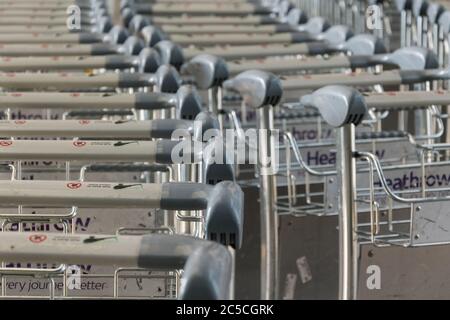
top-left (119, 0), bottom-right (450, 300)
top-left (0, 0), bottom-right (247, 300)
top-left (5, 0), bottom-right (450, 301)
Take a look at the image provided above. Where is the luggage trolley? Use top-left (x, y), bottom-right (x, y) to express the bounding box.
top-left (299, 84), bottom-right (450, 299)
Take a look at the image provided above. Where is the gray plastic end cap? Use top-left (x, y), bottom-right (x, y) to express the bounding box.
top-left (138, 48), bottom-right (162, 73)
top-left (344, 34), bottom-right (386, 55)
top-left (319, 25), bottom-right (354, 46)
top-left (121, 36), bottom-right (145, 55)
top-left (129, 15), bottom-right (150, 35)
top-left (395, 0), bottom-right (412, 11)
top-left (203, 138), bottom-right (236, 185)
top-left (141, 25), bottom-right (167, 47)
top-left (438, 11), bottom-right (450, 32)
top-left (107, 26), bottom-right (129, 44)
top-left (154, 40), bottom-right (185, 70)
top-left (427, 3), bottom-right (445, 23)
top-left (181, 54), bottom-right (230, 90)
top-left (206, 181), bottom-right (243, 249)
top-left (176, 85), bottom-right (203, 120)
top-left (301, 17), bottom-right (330, 35)
top-left (156, 140), bottom-right (202, 164)
top-left (193, 111), bottom-right (220, 141)
top-left (412, 0), bottom-right (428, 16)
top-left (301, 85), bottom-right (367, 128)
top-left (96, 16), bottom-right (113, 33)
top-left (223, 70), bottom-right (283, 108)
top-left (179, 244), bottom-right (232, 300)
top-left (285, 8), bottom-right (308, 26)
top-left (92, 7), bottom-right (107, 19)
top-left (388, 46), bottom-right (438, 70)
top-left (278, 0), bottom-right (294, 18)
top-left (93, 1), bottom-right (106, 10)
top-left (121, 7), bottom-right (136, 27)
top-left (153, 64), bottom-right (182, 93)
top-left (120, 0), bottom-right (133, 11)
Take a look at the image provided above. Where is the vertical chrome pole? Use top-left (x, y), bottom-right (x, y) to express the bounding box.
top-left (337, 124), bottom-right (357, 300)
top-left (111, 0), bottom-right (122, 26)
top-left (406, 11), bottom-right (413, 46)
top-left (401, 10), bottom-right (407, 48)
top-left (209, 86), bottom-right (224, 131)
top-left (257, 105), bottom-right (279, 300)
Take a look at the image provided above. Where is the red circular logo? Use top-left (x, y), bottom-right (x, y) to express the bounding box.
top-left (66, 182), bottom-right (82, 189)
top-left (0, 141), bottom-right (13, 147)
top-left (72, 141), bottom-right (86, 147)
top-left (29, 234), bottom-right (47, 244)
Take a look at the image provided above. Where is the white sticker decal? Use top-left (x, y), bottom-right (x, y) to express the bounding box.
top-left (296, 256), bottom-right (313, 284)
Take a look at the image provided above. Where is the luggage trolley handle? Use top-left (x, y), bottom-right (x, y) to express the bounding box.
top-left (0, 48), bottom-right (163, 74)
top-left (129, 2), bottom-right (273, 16)
top-left (0, 114), bottom-right (215, 141)
top-left (84, 163), bottom-right (171, 173)
top-left (0, 140), bottom-right (202, 164)
top-left (281, 66), bottom-right (450, 91)
top-left (0, 72), bottom-right (150, 90)
top-left (224, 39), bottom-right (421, 75)
top-left (63, 110), bottom-right (134, 119)
top-left (176, 33), bottom-right (385, 62)
top-left (0, 66), bottom-right (180, 91)
top-left (0, 180), bottom-right (245, 249)
top-left (1, 85), bottom-right (200, 121)
top-left (0, 25), bottom-right (128, 45)
top-left (0, 138), bottom-right (234, 183)
top-left (0, 233), bottom-right (235, 300)
top-left (0, 36), bottom-right (140, 57)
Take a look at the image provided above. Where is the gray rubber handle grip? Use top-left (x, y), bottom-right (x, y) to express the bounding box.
top-left (356, 131), bottom-right (409, 140)
top-left (66, 110), bottom-right (134, 117)
top-left (274, 110), bottom-right (320, 120)
top-left (306, 42), bottom-right (339, 55)
top-left (87, 164), bottom-right (170, 173)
